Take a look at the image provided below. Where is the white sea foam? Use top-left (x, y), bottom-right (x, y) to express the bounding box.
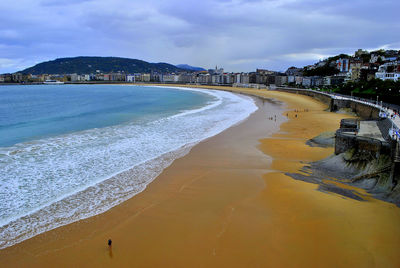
top-left (0, 87), bottom-right (257, 249)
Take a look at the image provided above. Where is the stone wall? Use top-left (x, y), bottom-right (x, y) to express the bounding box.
top-left (331, 99), bottom-right (380, 119)
top-left (335, 130), bottom-right (391, 155)
top-left (275, 88), bottom-right (332, 106)
top-left (335, 131), bottom-right (356, 155)
top-left (276, 87), bottom-right (380, 119)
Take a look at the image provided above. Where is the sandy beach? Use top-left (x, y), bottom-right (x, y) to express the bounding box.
top-left (1, 87), bottom-right (400, 267)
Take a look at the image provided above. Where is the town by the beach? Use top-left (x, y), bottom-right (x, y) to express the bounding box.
top-left (0, 84), bottom-right (399, 267)
top-left (1, 0), bottom-right (400, 267)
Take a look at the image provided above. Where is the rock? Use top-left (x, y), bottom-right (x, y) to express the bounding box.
top-left (306, 131), bottom-right (335, 148)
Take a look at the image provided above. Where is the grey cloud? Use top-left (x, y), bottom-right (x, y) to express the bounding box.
top-left (0, 0), bottom-right (399, 73)
top-left (40, 0), bottom-right (94, 6)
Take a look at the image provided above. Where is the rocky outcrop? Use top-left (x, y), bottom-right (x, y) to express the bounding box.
top-left (295, 121), bottom-right (400, 206)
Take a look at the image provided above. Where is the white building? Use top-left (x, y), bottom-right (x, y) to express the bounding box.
top-left (295, 76), bottom-right (303, 85)
top-left (370, 54), bottom-right (385, 63)
top-left (302, 77), bottom-right (312, 87)
top-left (211, 74), bottom-right (223, 84)
top-left (323, 76), bottom-right (331, 86)
top-left (141, 73), bottom-right (151, 82)
top-left (162, 74), bottom-right (179, 82)
top-left (375, 72), bottom-right (400, 81)
top-left (70, 73), bottom-right (79, 81)
top-left (82, 74), bottom-right (90, 81)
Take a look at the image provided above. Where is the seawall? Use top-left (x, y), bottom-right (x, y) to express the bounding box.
top-left (275, 87), bottom-right (380, 119)
top-left (274, 87), bottom-right (400, 202)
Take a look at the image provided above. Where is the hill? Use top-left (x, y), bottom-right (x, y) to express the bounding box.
top-left (20, 57), bottom-right (186, 75)
top-left (176, 64), bottom-right (205, 71)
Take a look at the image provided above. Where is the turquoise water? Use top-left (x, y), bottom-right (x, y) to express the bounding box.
top-left (0, 84), bottom-right (211, 147)
top-left (0, 84), bottom-right (257, 249)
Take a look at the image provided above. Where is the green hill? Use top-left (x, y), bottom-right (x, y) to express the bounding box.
top-left (20, 56), bottom-right (186, 75)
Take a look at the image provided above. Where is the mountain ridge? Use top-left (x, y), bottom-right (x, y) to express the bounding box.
top-left (176, 64), bottom-right (206, 71)
top-left (20, 56), bottom-right (188, 75)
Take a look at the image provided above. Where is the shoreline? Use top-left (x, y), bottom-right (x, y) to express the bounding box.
top-left (0, 86), bottom-right (256, 249)
top-left (1, 87), bottom-right (400, 267)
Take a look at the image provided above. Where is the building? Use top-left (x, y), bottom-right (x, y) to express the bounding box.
top-left (141, 73), bottom-right (150, 82)
top-left (287, 75), bottom-right (295, 84)
top-left (241, 73), bottom-right (250, 84)
top-left (355, 49), bottom-right (368, 57)
top-left (350, 60), bottom-right (362, 81)
top-left (162, 74), bottom-right (179, 82)
top-left (208, 66), bottom-right (224, 75)
top-left (178, 73), bottom-right (195, 83)
top-left (295, 76), bottom-right (303, 85)
top-left (375, 62), bottom-right (400, 81)
top-left (222, 73), bottom-right (234, 84)
top-left (359, 64), bottom-right (378, 81)
top-left (70, 73), bottom-right (79, 82)
top-left (126, 75), bottom-right (135, 82)
top-left (133, 73), bottom-right (142, 82)
top-left (336, 58), bottom-right (350, 72)
top-left (12, 73), bottom-right (23, 82)
top-left (275, 76), bottom-right (288, 86)
top-left (370, 53), bottom-right (385, 64)
top-left (301, 76), bottom-right (323, 87)
top-left (323, 76), bottom-right (331, 86)
top-left (211, 74), bottom-right (223, 84)
top-left (82, 74), bottom-right (91, 81)
top-left (302, 77), bottom-right (312, 87)
top-left (330, 75), bottom-right (346, 85)
top-left (196, 73), bottom-right (211, 84)
top-left (375, 71), bottom-right (400, 81)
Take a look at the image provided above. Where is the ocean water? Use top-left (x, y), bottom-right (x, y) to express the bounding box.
top-left (0, 84), bottom-right (257, 249)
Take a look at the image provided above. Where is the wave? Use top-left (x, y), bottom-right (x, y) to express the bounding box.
top-left (0, 87), bottom-right (257, 249)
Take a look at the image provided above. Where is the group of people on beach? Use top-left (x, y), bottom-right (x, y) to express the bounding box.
top-left (284, 108), bottom-right (310, 119)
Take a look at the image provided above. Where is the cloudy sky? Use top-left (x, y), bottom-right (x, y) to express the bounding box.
top-left (1, 0), bottom-right (399, 73)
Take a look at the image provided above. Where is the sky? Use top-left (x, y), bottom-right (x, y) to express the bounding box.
top-left (0, 0), bottom-right (399, 73)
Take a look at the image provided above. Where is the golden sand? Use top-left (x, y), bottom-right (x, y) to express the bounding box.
top-left (1, 86), bottom-right (400, 267)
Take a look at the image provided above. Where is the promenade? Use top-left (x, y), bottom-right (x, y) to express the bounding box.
top-left (277, 87), bottom-right (400, 141)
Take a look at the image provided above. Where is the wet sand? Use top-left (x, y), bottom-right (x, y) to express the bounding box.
top-left (1, 87), bottom-right (400, 267)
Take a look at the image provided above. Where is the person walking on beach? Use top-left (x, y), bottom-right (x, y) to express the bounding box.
top-left (108, 239), bottom-right (113, 258)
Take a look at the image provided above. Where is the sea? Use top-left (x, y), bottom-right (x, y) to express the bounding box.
top-left (0, 84), bottom-right (257, 249)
